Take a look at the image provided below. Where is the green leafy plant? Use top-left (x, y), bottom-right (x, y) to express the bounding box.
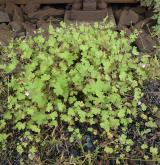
top-left (0, 22), bottom-right (159, 163)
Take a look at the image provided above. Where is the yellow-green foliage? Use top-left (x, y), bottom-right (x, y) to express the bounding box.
top-left (0, 23), bottom-right (159, 163)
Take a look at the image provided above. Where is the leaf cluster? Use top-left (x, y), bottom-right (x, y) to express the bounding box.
top-left (0, 23), bottom-right (159, 162)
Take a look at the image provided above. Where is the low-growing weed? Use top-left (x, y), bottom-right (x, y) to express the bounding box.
top-left (0, 22), bottom-right (159, 163)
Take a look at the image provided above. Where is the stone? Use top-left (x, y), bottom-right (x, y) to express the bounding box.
top-left (156, 111), bottom-right (160, 119)
top-left (37, 19), bottom-right (49, 29)
top-left (28, 8), bottom-right (64, 19)
top-left (132, 6), bottom-right (146, 15)
top-left (0, 23), bottom-right (7, 28)
top-left (10, 21), bottom-right (24, 32)
top-left (156, 120), bottom-right (160, 128)
top-left (24, 0), bottom-right (40, 14)
top-left (13, 32), bottom-right (25, 38)
top-left (5, 1), bottom-right (16, 17)
top-left (0, 5), bottom-right (5, 12)
top-left (0, 25), bottom-right (12, 45)
top-left (145, 161), bottom-right (156, 165)
top-left (13, 5), bottom-right (24, 22)
top-left (114, 9), bottom-right (122, 23)
top-left (135, 18), bottom-right (152, 29)
top-left (23, 22), bottom-right (36, 36)
top-left (121, 27), bottom-right (132, 37)
top-left (145, 8), bottom-right (154, 18)
top-left (0, 11), bottom-right (10, 23)
top-left (135, 30), bottom-right (156, 53)
top-left (118, 9), bottom-right (139, 27)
